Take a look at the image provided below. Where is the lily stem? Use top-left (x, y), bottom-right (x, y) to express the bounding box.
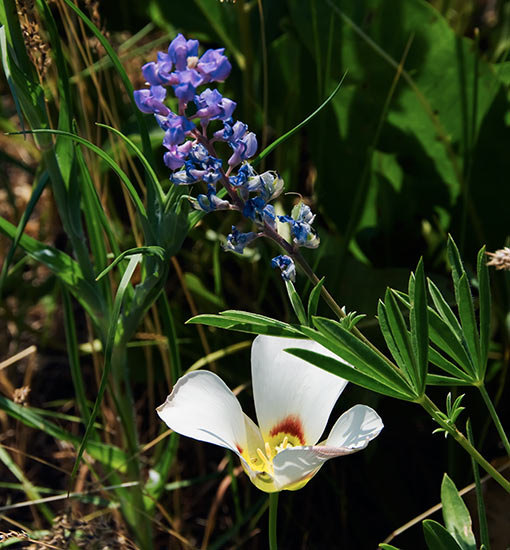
top-left (478, 383), bottom-right (510, 459)
top-left (268, 492), bottom-right (279, 550)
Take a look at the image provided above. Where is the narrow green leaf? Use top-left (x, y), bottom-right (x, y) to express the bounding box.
top-left (308, 277), bottom-right (325, 325)
top-left (286, 348), bottom-right (414, 401)
top-left (426, 374), bottom-right (474, 386)
top-left (377, 300), bottom-right (406, 371)
top-left (62, 287), bottom-right (91, 424)
top-left (383, 289), bottom-right (419, 390)
top-left (187, 312), bottom-right (302, 338)
top-left (457, 273), bottom-right (480, 375)
top-left (441, 474), bottom-right (477, 550)
top-left (285, 280), bottom-right (308, 325)
top-left (477, 246), bottom-right (491, 378)
top-left (428, 347), bottom-right (474, 382)
top-left (184, 272), bottom-right (226, 309)
top-left (96, 246), bottom-right (165, 281)
top-left (447, 236), bottom-right (465, 302)
top-left (409, 259), bottom-right (429, 394)
top-left (379, 545), bottom-right (403, 550)
top-left (428, 279), bottom-right (464, 340)
top-left (307, 319), bottom-right (416, 396)
top-left (252, 72), bottom-right (347, 165)
top-left (71, 254), bottom-right (142, 481)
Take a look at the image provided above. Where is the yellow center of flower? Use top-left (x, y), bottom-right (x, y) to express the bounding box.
top-left (243, 432), bottom-right (303, 477)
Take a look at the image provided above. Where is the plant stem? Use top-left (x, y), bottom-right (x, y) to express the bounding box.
top-left (421, 395), bottom-right (510, 493)
top-left (268, 492), bottom-right (279, 550)
top-left (478, 384), bottom-right (510, 458)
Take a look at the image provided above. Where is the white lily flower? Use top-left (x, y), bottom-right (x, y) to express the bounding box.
top-left (157, 335), bottom-right (383, 493)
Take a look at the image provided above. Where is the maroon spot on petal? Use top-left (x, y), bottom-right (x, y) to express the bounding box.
top-left (269, 415), bottom-right (305, 445)
top-left (236, 444), bottom-right (243, 454)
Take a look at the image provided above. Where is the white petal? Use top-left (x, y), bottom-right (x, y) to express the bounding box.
top-left (271, 447), bottom-right (330, 491)
top-left (271, 406), bottom-right (382, 491)
top-left (325, 404), bottom-right (383, 450)
top-left (157, 371), bottom-right (263, 456)
top-left (251, 335), bottom-right (349, 445)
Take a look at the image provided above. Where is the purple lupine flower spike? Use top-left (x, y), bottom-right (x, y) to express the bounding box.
top-left (197, 48), bottom-right (232, 82)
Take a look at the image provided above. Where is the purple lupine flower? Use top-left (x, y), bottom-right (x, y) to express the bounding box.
top-left (257, 171), bottom-right (284, 201)
top-left (192, 186), bottom-right (231, 213)
top-left (224, 226), bottom-right (257, 254)
top-left (271, 255), bottom-right (296, 282)
top-left (197, 48), bottom-right (232, 82)
top-left (168, 34), bottom-right (199, 71)
top-left (176, 144), bottom-right (223, 185)
top-left (213, 117), bottom-right (235, 141)
top-left (164, 141), bottom-right (193, 171)
top-left (228, 122), bottom-right (257, 166)
top-left (172, 69), bottom-right (204, 103)
top-left (161, 113), bottom-right (195, 146)
top-left (194, 89), bottom-right (236, 122)
top-left (134, 85), bottom-right (170, 115)
top-left (170, 167), bottom-right (197, 185)
top-left (141, 52), bottom-right (175, 86)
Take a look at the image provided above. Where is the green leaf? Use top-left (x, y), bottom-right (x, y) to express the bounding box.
top-left (409, 259), bottom-right (428, 394)
top-left (187, 311), bottom-right (303, 338)
top-left (308, 277), bottom-right (325, 324)
top-left (379, 545), bottom-right (402, 550)
top-left (287, 348), bottom-right (414, 401)
top-left (428, 348), bottom-right (474, 383)
top-left (457, 273), bottom-right (480, 376)
top-left (426, 374), bottom-right (473, 386)
top-left (184, 272), bottom-right (226, 309)
top-left (95, 246), bottom-right (165, 281)
top-left (423, 520), bottom-right (463, 550)
top-left (441, 474), bottom-right (477, 550)
top-left (308, 319), bottom-right (416, 397)
top-left (381, 289), bottom-right (419, 390)
top-left (428, 279), bottom-right (464, 341)
top-left (447, 236), bottom-right (465, 299)
top-left (252, 72), bottom-right (347, 165)
top-left (71, 254), bottom-right (142, 481)
top-left (477, 246), bottom-right (491, 378)
top-left (285, 280), bottom-right (308, 325)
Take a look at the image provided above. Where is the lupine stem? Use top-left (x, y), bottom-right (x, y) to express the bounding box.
top-left (268, 492), bottom-right (279, 550)
top-left (478, 384), bottom-right (510, 458)
top-left (421, 395), bottom-right (510, 493)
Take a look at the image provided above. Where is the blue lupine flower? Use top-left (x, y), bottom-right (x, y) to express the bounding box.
top-left (170, 167), bottom-right (197, 185)
top-left (271, 255), bottom-right (296, 282)
top-left (161, 113), bottom-right (195, 146)
top-left (168, 34), bottom-right (199, 71)
top-left (244, 170), bottom-right (284, 200)
top-left (243, 198), bottom-right (277, 230)
top-left (171, 144), bottom-right (223, 185)
top-left (213, 117), bottom-right (235, 141)
top-left (194, 89), bottom-right (236, 122)
top-left (229, 162), bottom-right (256, 187)
top-left (224, 226), bottom-right (257, 254)
top-left (197, 48), bottom-right (232, 82)
top-left (189, 143), bottom-right (210, 163)
top-left (192, 186), bottom-right (231, 213)
top-left (134, 85), bottom-right (170, 115)
top-left (279, 202), bottom-right (320, 249)
top-left (163, 141), bottom-right (193, 171)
